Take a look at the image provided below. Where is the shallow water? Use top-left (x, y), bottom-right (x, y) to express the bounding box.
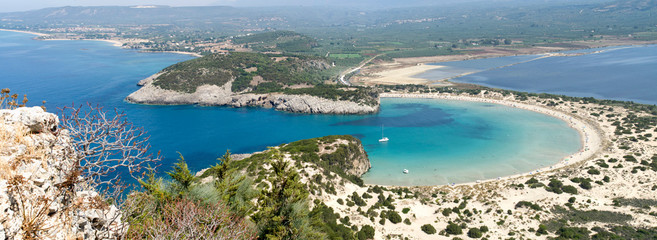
top-left (421, 45), bottom-right (657, 105)
top-left (1, 31), bottom-right (581, 186)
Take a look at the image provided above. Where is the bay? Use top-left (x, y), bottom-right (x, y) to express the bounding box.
top-left (0, 31), bottom-right (581, 186)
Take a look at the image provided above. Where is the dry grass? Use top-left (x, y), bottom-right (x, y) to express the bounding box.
top-left (0, 122), bottom-right (49, 180)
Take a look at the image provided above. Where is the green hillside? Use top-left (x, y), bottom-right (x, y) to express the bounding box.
top-left (152, 51), bottom-right (378, 105)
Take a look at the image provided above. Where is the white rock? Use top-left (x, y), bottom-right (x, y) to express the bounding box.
top-left (0, 106), bottom-right (59, 133)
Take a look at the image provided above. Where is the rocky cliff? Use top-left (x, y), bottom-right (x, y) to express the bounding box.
top-left (125, 74), bottom-right (379, 114)
top-left (0, 107), bottom-right (121, 239)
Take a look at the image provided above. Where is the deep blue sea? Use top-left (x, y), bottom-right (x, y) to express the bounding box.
top-left (418, 45), bottom-right (657, 105)
top-left (1, 31), bottom-right (582, 186)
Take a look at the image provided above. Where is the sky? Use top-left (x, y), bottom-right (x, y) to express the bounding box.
top-left (0, 0), bottom-right (477, 13)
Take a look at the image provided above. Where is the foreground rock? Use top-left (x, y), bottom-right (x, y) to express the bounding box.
top-left (0, 107), bottom-right (121, 239)
top-left (125, 74), bottom-right (379, 114)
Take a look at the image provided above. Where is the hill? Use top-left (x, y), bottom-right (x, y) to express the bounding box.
top-left (125, 52), bottom-right (379, 114)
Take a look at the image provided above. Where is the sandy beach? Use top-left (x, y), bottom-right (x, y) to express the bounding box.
top-left (359, 64), bottom-right (444, 85)
top-left (0, 28), bottom-right (49, 37)
top-left (42, 38), bottom-right (125, 47)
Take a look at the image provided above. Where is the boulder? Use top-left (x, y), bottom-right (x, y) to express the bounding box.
top-left (0, 106), bottom-right (58, 133)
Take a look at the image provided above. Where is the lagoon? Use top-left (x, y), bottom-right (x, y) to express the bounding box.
top-left (419, 45), bottom-right (657, 105)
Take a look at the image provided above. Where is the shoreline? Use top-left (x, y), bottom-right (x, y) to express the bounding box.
top-left (42, 38), bottom-right (125, 47)
top-left (376, 92), bottom-right (604, 187)
top-left (0, 28), bottom-right (201, 57)
top-left (0, 28), bottom-right (49, 37)
top-left (356, 41), bottom-right (657, 86)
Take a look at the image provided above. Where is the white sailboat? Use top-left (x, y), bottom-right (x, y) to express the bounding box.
top-left (378, 125), bottom-right (389, 142)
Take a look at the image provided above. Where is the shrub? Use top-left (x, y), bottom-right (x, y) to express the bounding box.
top-left (587, 168), bottom-right (601, 175)
top-left (562, 185), bottom-right (579, 194)
top-left (557, 227), bottom-right (590, 239)
top-left (546, 179), bottom-right (564, 194)
top-left (387, 211), bottom-right (402, 224)
top-left (580, 181), bottom-right (593, 190)
top-left (479, 225), bottom-right (489, 232)
top-left (356, 225), bottom-right (375, 240)
top-left (515, 201), bottom-right (542, 211)
top-left (421, 224), bottom-right (437, 235)
top-left (445, 222), bottom-right (463, 235)
top-left (125, 197), bottom-right (256, 239)
top-left (525, 177), bottom-right (539, 184)
top-left (443, 208), bottom-right (453, 216)
top-left (402, 207), bottom-right (410, 214)
top-left (403, 218), bottom-right (411, 225)
top-left (352, 193), bottom-right (367, 206)
top-left (537, 224), bottom-right (548, 235)
top-left (467, 228), bottom-right (483, 238)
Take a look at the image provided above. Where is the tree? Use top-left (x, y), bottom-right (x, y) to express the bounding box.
top-left (209, 150), bottom-right (234, 180)
top-left (252, 147), bottom-right (323, 239)
top-left (59, 103), bottom-right (160, 192)
top-left (166, 153), bottom-right (196, 195)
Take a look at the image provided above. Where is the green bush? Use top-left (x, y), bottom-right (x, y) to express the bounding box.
top-left (442, 208), bottom-right (453, 216)
top-left (587, 168), bottom-right (601, 175)
top-left (556, 227), bottom-right (589, 239)
top-left (387, 211), bottom-right (402, 224)
top-left (402, 207), bottom-right (410, 214)
top-left (352, 193), bottom-right (367, 207)
top-left (356, 225), bottom-right (375, 240)
top-left (562, 185), bottom-right (579, 194)
top-left (515, 201), bottom-right (542, 211)
top-left (421, 224), bottom-right (437, 235)
top-left (445, 222), bottom-right (463, 235)
top-left (467, 228), bottom-right (483, 238)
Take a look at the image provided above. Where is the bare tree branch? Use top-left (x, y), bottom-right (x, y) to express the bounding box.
top-left (58, 103), bottom-right (161, 191)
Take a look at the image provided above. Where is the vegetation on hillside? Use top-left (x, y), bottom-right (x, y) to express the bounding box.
top-left (150, 51), bottom-right (379, 105)
top-left (233, 30), bottom-right (319, 53)
top-left (152, 52), bottom-right (332, 93)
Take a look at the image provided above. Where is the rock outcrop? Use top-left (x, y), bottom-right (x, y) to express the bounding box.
top-left (0, 107), bottom-right (121, 240)
top-left (315, 137), bottom-right (371, 177)
top-left (125, 74), bottom-right (379, 114)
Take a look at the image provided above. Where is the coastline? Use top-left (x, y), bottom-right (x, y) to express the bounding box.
top-left (0, 28), bottom-right (202, 57)
top-left (0, 28), bottom-right (49, 37)
top-left (378, 92), bottom-right (604, 187)
top-left (358, 64), bottom-right (445, 85)
top-left (42, 38), bottom-right (125, 47)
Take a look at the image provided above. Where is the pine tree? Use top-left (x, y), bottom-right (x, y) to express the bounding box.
top-left (252, 147), bottom-right (324, 239)
top-left (166, 153), bottom-right (196, 196)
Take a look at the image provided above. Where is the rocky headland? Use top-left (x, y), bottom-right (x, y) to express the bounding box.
top-left (0, 107), bottom-right (121, 239)
top-left (126, 75), bottom-right (379, 114)
top-left (125, 52), bottom-right (380, 114)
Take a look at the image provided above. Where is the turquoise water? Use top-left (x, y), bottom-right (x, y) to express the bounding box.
top-left (421, 45), bottom-right (657, 105)
top-left (0, 31), bottom-right (581, 186)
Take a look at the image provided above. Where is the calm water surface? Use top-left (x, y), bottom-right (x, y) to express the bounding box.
top-left (419, 45), bottom-right (657, 105)
top-left (1, 31), bottom-right (582, 186)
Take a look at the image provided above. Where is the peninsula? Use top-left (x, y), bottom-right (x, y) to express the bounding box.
top-left (125, 52), bottom-right (379, 114)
